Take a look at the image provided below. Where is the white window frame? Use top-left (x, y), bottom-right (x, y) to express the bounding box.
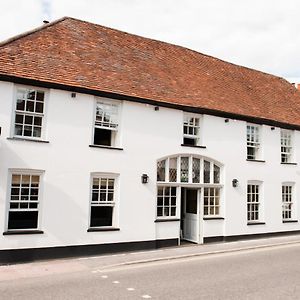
top-left (156, 155), bottom-right (223, 219)
top-left (282, 183), bottom-right (295, 221)
top-left (156, 186), bottom-right (179, 219)
top-left (280, 129), bottom-right (293, 163)
top-left (247, 181), bottom-right (263, 223)
top-left (6, 169), bottom-right (44, 232)
top-left (11, 86), bottom-right (48, 140)
top-left (183, 113), bottom-right (201, 146)
top-left (203, 187), bottom-right (221, 217)
top-left (92, 98), bottom-right (121, 147)
top-left (247, 124), bottom-right (261, 160)
top-left (89, 173), bottom-right (119, 229)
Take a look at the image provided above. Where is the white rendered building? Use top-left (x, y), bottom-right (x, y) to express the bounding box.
top-left (0, 17), bottom-right (300, 263)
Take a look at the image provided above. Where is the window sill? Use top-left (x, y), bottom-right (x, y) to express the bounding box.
top-left (203, 217), bottom-right (225, 220)
top-left (246, 159), bottom-right (266, 163)
top-left (283, 220), bottom-right (298, 223)
top-left (247, 222), bottom-right (266, 226)
top-left (181, 144), bottom-right (207, 149)
top-left (87, 227), bottom-right (120, 232)
top-left (155, 218), bottom-right (180, 223)
top-left (89, 145), bottom-right (123, 151)
top-left (7, 137), bottom-right (49, 143)
top-left (3, 230), bottom-right (44, 235)
top-left (281, 162), bottom-right (297, 165)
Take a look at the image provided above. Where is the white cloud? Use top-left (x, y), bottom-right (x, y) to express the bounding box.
top-left (0, 0), bottom-right (299, 78)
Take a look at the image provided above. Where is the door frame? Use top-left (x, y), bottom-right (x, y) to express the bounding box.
top-left (181, 187), bottom-right (203, 244)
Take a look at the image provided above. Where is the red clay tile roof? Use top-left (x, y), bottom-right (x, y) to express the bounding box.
top-left (1, 17), bottom-right (300, 127)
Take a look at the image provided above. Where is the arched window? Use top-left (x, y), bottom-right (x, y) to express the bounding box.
top-left (156, 155), bottom-right (222, 219)
top-left (157, 155), bottom-right (221, 185)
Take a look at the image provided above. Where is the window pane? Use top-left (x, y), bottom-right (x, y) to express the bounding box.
top-left (204, 161), bottom-right (210, 183)
top-left (214, 165), bottom-right (220, 184)
top-left (169, 158), bottom-right (177, 182)
top-left (192, 158), bottom-right (200, 183)
top-left (157, 160), bottom-right (166, 182)
top-left (8, 211), bottom-right (38, 230)
top-left (90, 206), bottom-right (113, 227)
top-left (94, 128), bottom-right (112, 146)
top-left (180, 157), bottom-right (189, 183)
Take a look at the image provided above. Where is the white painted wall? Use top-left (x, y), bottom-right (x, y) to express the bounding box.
top-left (0, 80), bottom-right (300, 250)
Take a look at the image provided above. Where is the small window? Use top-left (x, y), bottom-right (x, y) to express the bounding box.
top-left (203, 187), bottom-right (220, 216)
top-left (90, 176), bottom-right (116, 227)
top-left (247, 184), bottom-right (260, 222)
top-left (157, 186), bottom-right (177, 218)
top-left (183, 114), bottom-right (200, 146)
top-left (281, 130), bottom-right (293, 163)
top-left (14, 88), bottom-right (45, 138)
top-left (282, 184), bottom-right (293, 220)
top-left (247, 125), bottom-right (260, 160)
top-left (93, 101), bottom-right (119, 147)
top-left (8, 173), bottom-right (41, 230)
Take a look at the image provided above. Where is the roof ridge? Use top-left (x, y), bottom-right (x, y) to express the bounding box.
top-left (0, 16), bottom-right (69, 48)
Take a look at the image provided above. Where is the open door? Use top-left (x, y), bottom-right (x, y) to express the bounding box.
top-left (181, 188), bottom-right (200, 243)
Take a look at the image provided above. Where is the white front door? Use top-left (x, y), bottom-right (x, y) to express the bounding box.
top-left (182, 188), bottom-right (200, 243)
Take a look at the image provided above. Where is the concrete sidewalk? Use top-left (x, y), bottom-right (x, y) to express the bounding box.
top-left (1, 234), bottom-right (300, 282)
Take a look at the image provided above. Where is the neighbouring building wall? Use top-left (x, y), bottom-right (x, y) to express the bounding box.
top-left (0, 80), bottom-right (300, 251)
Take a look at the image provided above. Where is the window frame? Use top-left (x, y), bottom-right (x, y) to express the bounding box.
top-left (5, 169), bottom-right (44, 232)
top-left (282, 183), bottom-right (295, 221)
top-left (156, 186), bottom-right (179, 219)
top-left (11, 86), bottom-right (48, 141)
top-left (247, 181), bottom-right (263, 223)
top-left (182, 112), bottom-right (202, 146)
top-left (280, 129), bottom-right (294, 163)
top-left (246, 124), bottom-right (261, 160)
top-left (92, 98), bottom-right (122, 148)
top-left (203, 187), bottom-right (221, 217)
top-left (89, 173), bottom-right (119, 229)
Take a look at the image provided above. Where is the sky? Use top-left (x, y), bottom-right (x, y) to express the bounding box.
top-left (1, 0), bottom-right (299, 82)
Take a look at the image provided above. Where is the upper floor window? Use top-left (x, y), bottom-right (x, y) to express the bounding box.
top-left (93, 100), bottom-right (120, 147)
top-left (7, 172), bottom-right (42, 231)
top-left (14, 88), bottom-right (45, 138)
top-left (281, 129), bottom-right (293, 163)
top-left (247, 124), bottom-right (260, 160)
top-left (183, 113), bottom-right (200, 146)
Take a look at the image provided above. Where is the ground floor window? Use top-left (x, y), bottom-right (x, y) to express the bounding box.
top-left (90, 176), bottom-right (116, 227)
top-left (247, 184), bottom-right (260, 222)
top-left (282, 184), bottom-right (293, 220)
top-left (203, 187), bottom-right (220, 216)
top-left (8, 173), bottom-right (41, 230)
top-left (157, 186), bottom-right (177, 218)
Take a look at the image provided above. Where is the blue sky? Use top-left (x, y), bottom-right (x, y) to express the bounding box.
top-left (1, 0), bottom-right (299, 82)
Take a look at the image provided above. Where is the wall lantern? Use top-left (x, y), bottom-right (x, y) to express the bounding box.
top-left (225, 118), bottom-right (229, 123)
top-left (141, 174), bottom-right (149, 184)
top-left (71, 92), bottom-right (76, 98)
top-left (232, 179), bottom-right (239, 187)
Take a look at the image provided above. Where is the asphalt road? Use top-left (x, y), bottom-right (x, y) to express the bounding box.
top-left (1, 243), bottom-right (300, 299)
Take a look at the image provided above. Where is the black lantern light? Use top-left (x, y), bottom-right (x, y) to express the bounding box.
top-left (141, 174), bottom-right (149, 184)
top-left (232, 179), bottom-right (239, 187)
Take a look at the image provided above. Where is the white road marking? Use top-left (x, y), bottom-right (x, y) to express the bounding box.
top-left (112, 281), bottom-right (120, 284)
top-left (101, 275), bottom-right (108, 279)
top-left (127, 288), bottom-right (135, 291)
top-left (142, 295), bottom-right (152, 299)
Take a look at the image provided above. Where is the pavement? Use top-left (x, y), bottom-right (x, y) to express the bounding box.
top-left (1, 234), bottom-right (300, 282)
